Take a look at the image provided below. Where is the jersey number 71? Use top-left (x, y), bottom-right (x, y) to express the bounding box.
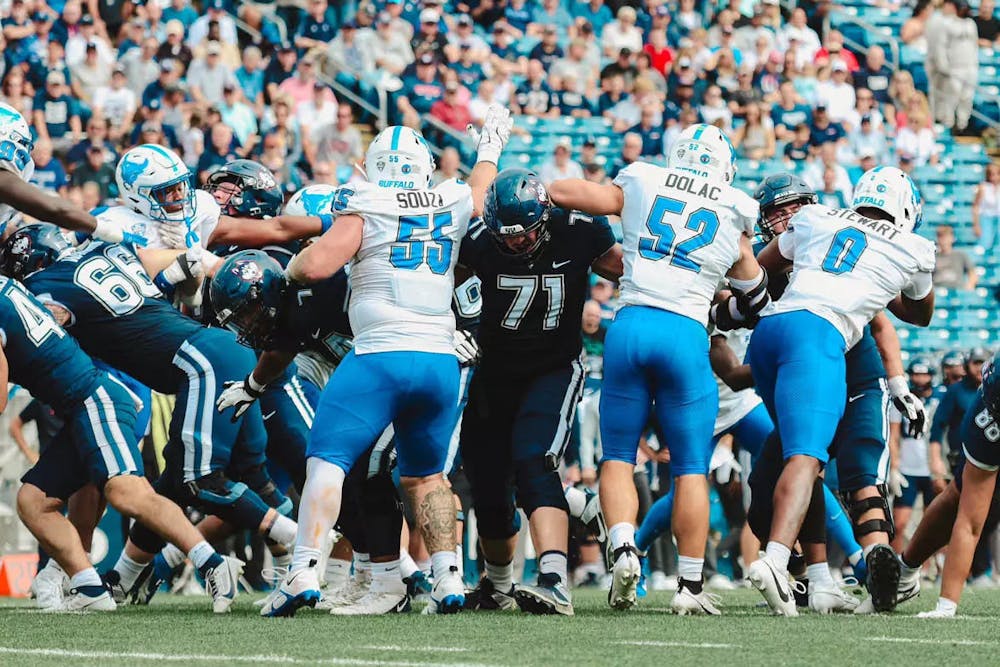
top-left (639, 195), bottom-right (720, 273)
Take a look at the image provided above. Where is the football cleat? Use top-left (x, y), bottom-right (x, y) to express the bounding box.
top-left (316, 575), bottom-right (369, 610)
top-left (608, 545), bottom-right (641, 611)
top-left (403, 570), bottom-right (433, 600)
top-left (865, 544), bottom-right (901, 613)
top-left (577, 487), bottom-right (608, 546)
top-left (32, 562), bottom-right (66, 610)
top-left (133, 553), bottom-right (178, 605)
top-left (515, 572), bottom-right (574, 616)
top-left (45, 586), bottom-right (116, 613)
top-left (426, 566), bottom-right (465, 615)
top-left (855, 559), bottom-right (920, 615)
top-left (205, 556), bottom-right (244, 614)
top-left (670, 579), bottom-right (722, 616)
top-left (329, 590), bottom-right (411, 615)
top-left (464, 576), bottom-right (517, 611)
top-left (809, 580), bottom-right (861, 614)
top-left (260, 563), bottom-right (321, 618)
top-left (747, 555), bottom-right (799, 617)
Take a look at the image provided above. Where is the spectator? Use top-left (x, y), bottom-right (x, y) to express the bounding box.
top-left (490, 22), bottom-right (528, 76)
top-left (530, 0), bottom-right (573, 36)
top-left (142, 59), bottom-right (179, 109)
top-left (933, 225), bottom-right (978, 290)
top-left (66, 116), bottom-right (116, 170)
top-left (504, 0), bottom-right (533, 34)
top-left (583, 161), bottom-right (607, 184)
top-left (895, 109), bottom-right (940, 167)
top-left (600, 48), bottom-right (639, 89)
top-left (469, 79), bottom-right (498, 126)
top-left (328, 19), bottom-right (376, 85)
top-left (539, 139), bottom-right (584, 185)
top-left (975, 0), bottom-right (1000, 46)
top-left (888, 69), bottom-right (925, 129)
top-left (814, 30), bottom-right (859, 72)
top-left (708, 48), bottom-right (740, 95)
top-left (643, 28), bottom-right (673, 76)
top-left (804, 142), bottom-right (852, 202)
top-left (736, 10), bottom-right (774, 61)
top-left (66, 14), bottom-right (113, 69)
top-left (932, 0), bottom-right (979, 133)
top-left (259, 131), bottom-right (301, 193)
top-left (432, 146), bottom-right (461, 186)
top-left (372, 12), bottom-right (415, 76)
top-left (728, 63), bottom-right (763, 120)
top-left (732, 101), bottom-right (776, 160)
top-left (187, 0), bottom-right (237, 49)
top-left (296, 0), bottom-right (337, 56)
top-left (0, 69), bottom-right (34, 123)
top-left (853, 46), bottom-right (893, 106)
top-left (447, 14), bottom-right (489, 62)
top-left (528, 25), bottom-right (564, 71)
top-left (412, 8), bottom-right (448, 63)
top-left (130, 99), bottom-right (181, 148)
top-left (192, 20), bottom-right (240, 69)
top-left (430, 79), bottom-right (473, 132)
top-left (163, 0), bottom-right (198, 30)
top-left (156, 20), bottom-right (193, 71)
top-left (628, 104), bottom-right (664, 158)
top-left (817, 166), bottom-right (849, 208)
top-left (699, 85), bottom-right (732, 132)
top-left (902, 0), bottom-right (934, 53)
top-left (843, 88), bottom-right (884, 133)
top-left (121, 37), bottom-right (160, 97)
top-left (848, 115), bottom-right (889, 164)
top-left (29, 138), bottom-right (68, 195)
top-left (279, 56), bottom-right (329, 113)
top-left (779, 9), bottom-right (821, 66)
top-left (606, 77), bottom-right (658, 131)
top-left (602, 6), bottom-right (642, 58)
top-left (137, 2), bottom-right (168, 44)
top-left (235, 46), bottom-right (266, 113)
top-left (512, 59), bottom-right (553, 116)
top-left (33, 71), bottom-right (81, 155)
top-left (265, 43), bottom-right (298, 104)
top-left (3, 0), bottom-right (37, 68)
top-left (607, 132), bottom-right (642, 180)
top-left (575, 0), bottom-right (613, 37)
top-left (219, 84), bottom-right (259, 147)
top-left (382, 0), bottom-right (413, 42)
top-left (187, 41), bottom-right (237, 108)
top-left (815, 61), bottom-right (856, 124)
top-left (197, 122), bottom-right (240, 183)
top-left (311, 105), bottom-right (363, 167)
top-left (453, 42), bottom-right (488, 91)
top-left (92, 65), bottom-right (137, 137)
top-left (809, 105), bottom-right (845, 147)
top-left (79, 181), bottom-right (102, 212)
top-left (973, 162), bottom-right (1000, 256)
top-left (70, 42), bottom-right (109, 107)
top-left (551, 75), bottom-right (593, 117)
top-left (783, 123), bottom-right (812, 167)
top-left (771, 80), bottom-right (811, 141)
top-left (635, 52), bottom-right (667, 96)
top-left (260, 96), bottom-right (303, 168)
top-left (50, 0), bottom-right (81, 46)
top-left (397, 52), bottom-right (443, 128)
top-left (71, 144), bottom-right (116, 200)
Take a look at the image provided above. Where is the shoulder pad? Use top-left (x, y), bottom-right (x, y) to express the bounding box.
top-left (194, 189), bottom-right (221, 221)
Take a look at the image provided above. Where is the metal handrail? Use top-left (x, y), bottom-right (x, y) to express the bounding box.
top-left (822, 10), bottom-right (900, 70)
top-left (323, 73), bottom-right (389, 131)
top-left (419, 114), bottom-right (472, 176)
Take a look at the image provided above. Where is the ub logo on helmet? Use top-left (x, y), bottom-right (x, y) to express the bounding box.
top-left (364, 126), bottom-right (435, 189)
top-left (667, 124), bottom-right (737, 183)
top-left (851, 166), bottom-right (922, 233)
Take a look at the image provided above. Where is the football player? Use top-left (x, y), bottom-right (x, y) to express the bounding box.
top-left (548, 124), bottom-right (771, 614)
top-left (244, 110), bottom-right (511, 617)
top-left (746, 167), bottom-right (935, 616)
top-left (456, 168), bottom-right (622, 617)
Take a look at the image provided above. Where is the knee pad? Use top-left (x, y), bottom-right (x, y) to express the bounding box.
top-left (186, 470), bottom-right (270, 530)
top-left (474, 497), bottom-right (520, 540)
top-left (844, 484), bottom-right (895, 540)
top-left (239, 463), bottom-right (292, 518)
top-left (513, 457), bottom-right (569, 517)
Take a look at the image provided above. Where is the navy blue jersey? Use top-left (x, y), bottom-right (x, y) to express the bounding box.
top-left (931, 377), bottom-right (983, 451)
top-left (0, 276), bottom-right (102, 415)
top-left (459, 208), bottom-right (616, 377)
top-left (958, 393), bottom-right (1000, 473)
top-left (265, 269), bottom-right (353, 364)
top-left (24, 241), bottom-right (203, 393)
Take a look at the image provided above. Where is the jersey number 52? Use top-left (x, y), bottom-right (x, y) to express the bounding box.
top-left (639, 195), bottom-right (720, 273)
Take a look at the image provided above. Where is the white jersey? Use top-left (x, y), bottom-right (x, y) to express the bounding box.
top-left (613, 162), bottom-right (757, 326)
top-left (889, 392), bottom-right (940, 476)
top-left (714, 328), bottom-right (763, 436)
top-left (768, 204), bottom-right (936, 349)
top-left (339, 179), bottom-right (472, 355)
top-left (94, 190), bottom-right (221, 251)
top-left (0, 146), bottom-right (33, 233)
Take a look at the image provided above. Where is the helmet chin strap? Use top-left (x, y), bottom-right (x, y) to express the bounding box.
top-left (354, 161), bottom-right (368, 180)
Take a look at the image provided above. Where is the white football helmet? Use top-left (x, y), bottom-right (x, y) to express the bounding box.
top-left (0, 102), bottom-right (34, 182)
top-left (283, 184), bottom-right (338, 216)
top-left (364, 126), bottom-right (435, 189)
top-left (851, 166), bottom-right (922, 232)
top-left (667, 123), bottom-right (737, 183)
top-left (115, 144), bottom-right (195, 224)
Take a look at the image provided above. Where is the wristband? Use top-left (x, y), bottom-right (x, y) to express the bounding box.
top-left (319, 214), bottom-right (334, 234)
top-left (247, 373), bottom-right (267, 394)
top-left (887, 375), bottom-right (909, 398)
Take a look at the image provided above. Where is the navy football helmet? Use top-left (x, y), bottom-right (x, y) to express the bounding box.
top-left (983, 355), bottom-right (1000, 421)
top-left (1, 223), bottom-right (71, 281)
top-left (210, 250), bottom-right (287, 349)
top-left (483, 168), bottom-right (552, 262)
top-left (205, 160), bottom-right (284, 219)
top-left (753, 173), bottom-right (817, 241)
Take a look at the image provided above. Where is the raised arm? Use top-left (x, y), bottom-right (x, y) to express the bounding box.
top-left (548, 179), bottom-right (624, 216)
top-left (466, 104), bottom-right (513, 216)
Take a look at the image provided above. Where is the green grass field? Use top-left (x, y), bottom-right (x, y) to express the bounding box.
top-left (1, 587), bottom-right (999, 666)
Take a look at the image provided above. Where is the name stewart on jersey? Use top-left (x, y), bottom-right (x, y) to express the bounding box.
top-left (824, 207), bottom-right (900, 240)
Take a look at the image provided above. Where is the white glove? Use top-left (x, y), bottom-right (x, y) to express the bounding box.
top-left (216, 373), bottom-right (267, 422)
top-left (709, 443), bottom-right (742, 484)
top-left (453, 329), bottom-right (480, 367)
top-left (159, 250), bottom-right (204, 286)
top-left (888, 375), bottom-right (927, 438)
top-left (888, 468), bottom-right (909, 498)
top-left (157, 222), bottom-right (188, 249)
top-left (94, 217), bottom-right (148, 247)
top-left (467, 104), bottom-right (512, 166)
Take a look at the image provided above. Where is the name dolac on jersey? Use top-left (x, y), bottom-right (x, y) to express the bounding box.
top-left (826, 207), bottom-right (900, 240)
top-left (663, 172), bottom-right (722, 201)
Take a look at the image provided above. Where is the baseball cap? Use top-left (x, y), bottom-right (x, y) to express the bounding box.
top-left (80, 14), bottom-right (94, 25)
top-left (377, 11), bottom-right (391, 24)
top-left (457, 13), bottom-right (472, 26)
top-left (278, 41), bottom-right (295, 52)
top-left (832, 61), bottom-right (848, 72)
top-left (420, 8), bottom-right (439, 23)
top-left (208, 0), bottom-right (224, 10)
top-left (554, 139), bottom-right (572, 152)
top-left (908, 359), bottom-right (932, 375)
top-left (46, 71), bottom-right (65, 85)
top-left (583, 136), bottom-right (597, 147)
top-left (943, 351), bottom-right (965, 367)
top-left (968, 347), bottom-right (992, 363)
top-left (160, 58), bottom-right (176, 72)
top-left (141, 120), bottom-right (162, 132)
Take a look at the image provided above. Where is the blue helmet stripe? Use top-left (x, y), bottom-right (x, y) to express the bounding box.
top-left (390, 126), bottom-right (402, 151)
top-left (692, 125), bottom-right (705, 141)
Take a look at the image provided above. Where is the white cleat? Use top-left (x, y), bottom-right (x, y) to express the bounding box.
top-left (31, 562), bottom-right (66, 610)
top-left (747, 555), bottom-right (798, 617)
top-left (670, 581), bottom-right (722, 615)
top-left (425, 566), bottom-right (465, 615)
top-left (608, 546), bottom-right (641, 611)
top-left (329, 588), bottom-right (411, 615)
top-left (45, 586), bottom-right (116, 613)
top-left (917, 603), bottom-right (957, 619)
top-left (316, 575), bottom-right (369, 610)
top-left (809, 581), bottom-right (860, 614)
top-left (253, 564), bottom-right (289, 609)
top-left (260, 565), bottom-right (321, 618)
top-left (205, 556), bottom-right (244, 614)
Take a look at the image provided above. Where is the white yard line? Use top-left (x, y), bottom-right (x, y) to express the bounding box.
top-left (614, 641), bottom-right (740, 649)
top-left (866, 637), bottom-right (999, 646)
top-left (359, 647), bottom-right (471, 653)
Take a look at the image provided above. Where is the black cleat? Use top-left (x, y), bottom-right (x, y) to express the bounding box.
top-left (463, 577), bottom-right (517, 611)
top-left (866, 544), bottom-right (901, 613)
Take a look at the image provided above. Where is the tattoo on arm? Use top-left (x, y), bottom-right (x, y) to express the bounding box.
top-left (415, 483), bottom-right (456, 555)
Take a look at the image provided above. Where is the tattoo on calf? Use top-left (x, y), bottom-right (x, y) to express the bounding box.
top-left (415, 484), bottom-right (456, 554)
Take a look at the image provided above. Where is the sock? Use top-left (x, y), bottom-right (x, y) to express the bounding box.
top-left (806, 562), bottom-right (835, 587)
top-left (430, 550), bottom-right (458, 580)
top-left (353, 552), bottom-right (371, 580)
top-left (538, 551), bottom-right (568, 584)
top-left (370, 559), bottom-right (405, 593)
top-left (293, 457), bottom-right (345, 568)
top-left (185, 541), bottom-right (214, 570)
top-left (267, 514), bottom-right (298, 546)
top-left (564, 486), bottom-right (587, 518)
top-left (114, 553), bottom-right (147, 591)
top-left (70, 567), bottom-right (102, 590)
top-left (325, 557), bottom-right (350, 589)
top-left (609, 522), bottom-right (635, 552)
top-left (824, 486), bottom-right (863, 558)
top-left (636, 491), bottom-right (674, 553)
top-left (455, 546), bottom-right (464, 578)
top-left (765, 541), bottom-right (791, 572)
top-left (485, 560), bottom-right (513, 590)
top-left (677, 555), bottom-right (704, 583)
top-left (847, 550), bottom-right (863, 567)
top-left (417, 558), bottom-right (432, 577)
top-left (900, 554), bottom-right (921, 576)
top-left (290, 546), bottom-right (321, 572)
top-left (400, 550), bottom-right (419, 579)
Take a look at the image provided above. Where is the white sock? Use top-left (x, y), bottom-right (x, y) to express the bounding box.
top-left (353, 552), bottom-right (371, 581)
top-left (485, 560), bottom-right (513, 590)
top-left (267, 514), bottom-right (298, 546)
top-left (677, 555), bottom-right (704, 582)
top-left (564, 486), bottom-right (587, 518)
top-left (455, 545), bottom-right (464, 578)
top-left (291, 458), bottom-right (346, 571)
top-left (325, 557), bottom-right (350, 588)
top-left (806, 562), bottom-right (835, 587)
top-left (900, 555), bottom-right (920, 578)
top-left (114, 553), bottom-right (147, 590)
top-left (934, 597), bottom-right (958, 615)
top-left (400, 550), bottom-right (419, 579)
top-left (70, 567), bottom-right (102, 589)
top-left (370, 559), bottom-right (405, 594)
top-left (538, 551), bottom-right (568, 584)
top-left (609, 522), bottom-right (635, 552)
top-left (181, 542), bottom-right (208, 569)
top-left (765, 541), bottom-right (791, 572)
top-left (417, 558), bottom-right (432, 577)
top-left (430, 550), bottom-right (457, 580)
